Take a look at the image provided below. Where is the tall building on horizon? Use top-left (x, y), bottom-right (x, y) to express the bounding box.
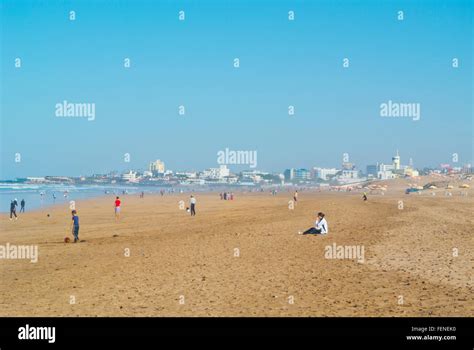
top-left (392, 150), bottom-right (401, 170)
top-left (149, 160), bottom-right (165, 174)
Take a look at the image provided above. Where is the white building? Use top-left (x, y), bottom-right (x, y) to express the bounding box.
top-left (392, 150), bottom-right (401, 170)
top-left (203, 165), bottom-right (230, 179)
top-left (149, 160), bottom-right (165, 174)
top-left (181, 178), bottom-right (205, 185)
top-left (336, 169), bottom-right (361, 182)
top-left (379, 163), bottom-right (394, 172)
top-left (313, 167), bottom-right (338, 180)
top-left (377, 170), bottom-right (395, 180)
top-left (122, 171), bottom-right (137, 182)
top-left (176, 171), bottom-right (197, 178)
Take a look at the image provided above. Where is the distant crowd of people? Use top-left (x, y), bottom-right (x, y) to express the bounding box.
top-left (9, 187), bottom-right (334, 243)
top-left (219, 192), bottom-right (234, 200)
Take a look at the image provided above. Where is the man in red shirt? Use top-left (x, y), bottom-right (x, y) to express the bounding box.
top-left (114, 196), bottom-right (121, 221)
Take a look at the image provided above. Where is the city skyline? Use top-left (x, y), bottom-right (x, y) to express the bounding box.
top-left (3, 148), bottom-right (471, 181)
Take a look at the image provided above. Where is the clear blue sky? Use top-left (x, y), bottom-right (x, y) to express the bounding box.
top-left (1, 0), bottom-right (472, 179)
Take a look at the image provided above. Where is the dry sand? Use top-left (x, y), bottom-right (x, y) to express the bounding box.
top-left (1, 178), bottom-right (473, 316)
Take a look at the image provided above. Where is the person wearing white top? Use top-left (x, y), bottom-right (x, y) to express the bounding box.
top-left (302, 212), bottom-right (328, 235)
top-left (190, 195), bottom-right (196, 216)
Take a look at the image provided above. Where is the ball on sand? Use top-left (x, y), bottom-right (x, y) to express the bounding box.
top-left (64, 237), bottom-right (71, 243)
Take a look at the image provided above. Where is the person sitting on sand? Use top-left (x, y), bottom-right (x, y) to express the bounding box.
top-left (70, 210), bottom-right (80, 243)
top-left (302, 212), bottom-right (328, 235)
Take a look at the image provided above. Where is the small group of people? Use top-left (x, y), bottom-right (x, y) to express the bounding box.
top-left (301, 212), bottom-right (328, 235)
top-left (219, 192), bottom-right (234, 200)
top-left (67, 196), bottom-right (121, 243)
top-left (9, 198), bottom-right (25, 220)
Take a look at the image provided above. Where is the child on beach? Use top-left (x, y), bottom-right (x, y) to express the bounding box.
top-left (70, 210), bottom-right (80, 243)
top-left (20, 199), bottom-right (25, 213)
top-left (294, 190), bottom-right (298, 203)
top-left (114, 196), bottom-right (121, 220)
top-left (302, 212), bottom-right (328, 235)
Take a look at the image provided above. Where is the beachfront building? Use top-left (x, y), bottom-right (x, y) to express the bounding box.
top-left (313, 167), bottom-right (338, 181)
top-left (295, 168), bottom-right (311, 181)
top-left (462, 164), bottom-right (472, 174)
top-left (122, 171), bottom-right (138, 182)
top-left (284, 168), bottom-right (311, 182)
top-left (202, 165), bottom-right (230, 180)
top-left (284, 168), bottom-right (295, 181)
top-left (240, 170), bottom-right (270, 184)
top-left (379, 151), bottom-right (419, 178)
top-left (224, 175), bottom-right (239, 184)
top-left (283, 168), bottom-right (311, 181)
top-left (392, 150), bottom-right (401, 170)
top-left (404, 167), bottom-right (419, 177)
top-left (342, 162), bottom-right (354, 170)
top-left (149, 160), bottom-right (165, 175)
top-left (366, 164), bottom-right (378, 178)
top-left (175, 171), bottom-right (198, 178)
top-left (336, 169), bottom-right (363, 184)
top-left (181, 178), bottom-right (205, 185)
top-left (377, 170), bottom-right (395, 180)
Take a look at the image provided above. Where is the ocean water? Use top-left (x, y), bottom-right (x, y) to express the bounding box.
top-left (0, 183), bottom-right (177, 213)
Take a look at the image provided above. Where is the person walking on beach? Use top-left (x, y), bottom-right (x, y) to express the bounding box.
top-left (70, 210), bottom-right (80, 243)
top-left (114, 196), bottom-right (121, 221)
top-left (9, 200), bottom-right (18, 220)
top-left (293, 190), bottom-right (298, 203)
top-left (362, 192), bottom-right (368, 201)
top-left (190, 195), bottom-right (196, 216)
top-left (20, 199), bottom-right (25, 213)
top-left (302, 212), bottom-right (328, 235)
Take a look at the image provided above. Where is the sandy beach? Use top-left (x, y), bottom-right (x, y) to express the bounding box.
top-left (1, 177), bottom-right (473, 317)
